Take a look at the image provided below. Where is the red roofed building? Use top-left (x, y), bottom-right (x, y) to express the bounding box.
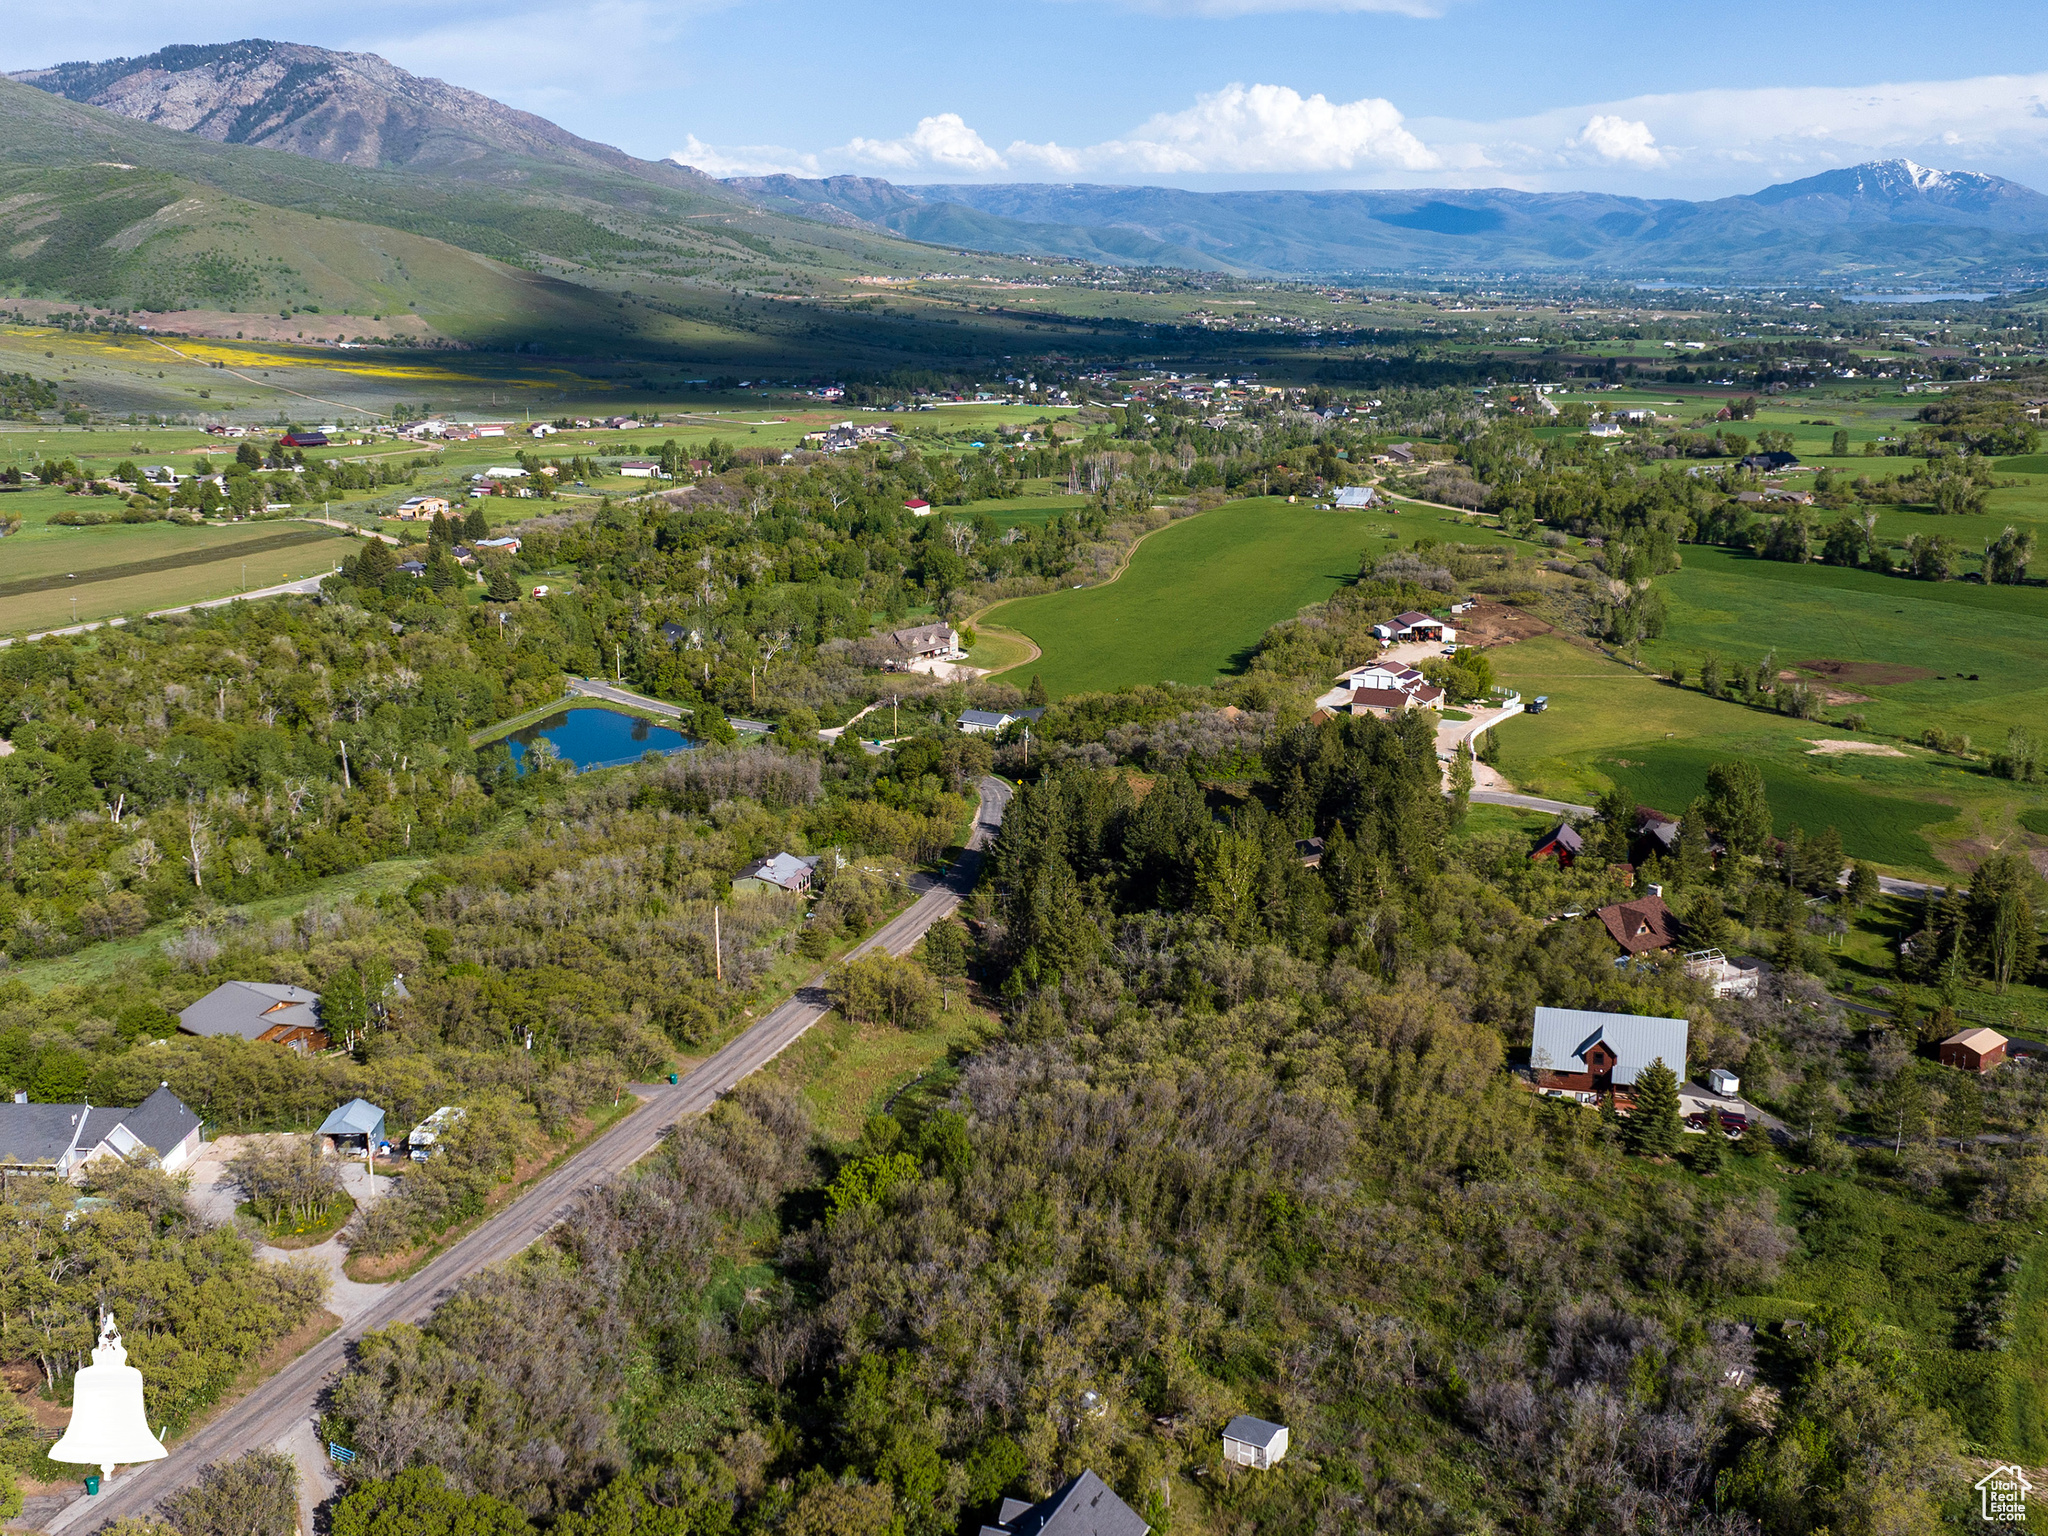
top-left (1598, 893), bottom-right (1679, 955)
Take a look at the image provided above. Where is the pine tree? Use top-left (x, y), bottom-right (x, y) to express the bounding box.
top-left (1628, 1058), bottom-right (1683, 1158)
top-left (1676, 796), bottom-right (1715, 887)
top-left (486, 567), bottom-right (519, 602)
top-left (1704, 761), bottom-right (1771, 858)
top-left (354, 537), bottom-right (396, 584)
top-left (1688, 1113), bottom-right (1727, 1175)
top-left (1449, 741), bottom-right (1474, 826)
top-left (464, 503), bottom-right (491, 542)
top-left (1027, 674), bottom-right (1048, 708)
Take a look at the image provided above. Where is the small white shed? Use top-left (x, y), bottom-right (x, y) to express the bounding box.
top-left (1222, 1414), bottom-right (1289, 1470)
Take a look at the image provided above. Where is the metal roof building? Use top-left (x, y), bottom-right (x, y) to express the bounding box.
top-left (1530, 1006), bottom-right (1689, 1088)
top-left (319, 1098), bottom-right (386, 1148)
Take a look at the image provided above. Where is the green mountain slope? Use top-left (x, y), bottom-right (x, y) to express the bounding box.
top-left (0, 77), bottom-right (1083, 362)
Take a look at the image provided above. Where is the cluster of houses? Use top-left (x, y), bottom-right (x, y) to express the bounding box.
top-left (801, 421), bottom-right (900, 454)
top-left (1313, 657), bottom-right (1447, 720)
top-left (397, 420), bottom-right (512, 441)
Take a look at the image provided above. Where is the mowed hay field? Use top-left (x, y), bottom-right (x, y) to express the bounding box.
top-left (1485, 635), bottom-right (1983, 874)
top-left (985, 498), bottom-right (1383, 698)
top-left (0, 485), bottom-right (349, 633)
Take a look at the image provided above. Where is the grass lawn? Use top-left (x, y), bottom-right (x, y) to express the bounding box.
top-left (770, 998), bottom-right (997, 1146)
top-left (964, 625), bottom-right (1037, 675)
top-left (948, 492), bottom-right (1091, 529)
top-left (982, 497), bottom-right (1383, 698)
top-left (0, 480), bottom-right (353, 633)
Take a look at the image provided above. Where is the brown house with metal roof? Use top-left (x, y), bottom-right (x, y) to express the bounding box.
top-left (177, 982), bottom-right (328, 1051)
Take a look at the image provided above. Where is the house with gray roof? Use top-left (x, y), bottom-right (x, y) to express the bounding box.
top-left (889, 622), bottom-right (960, 660)
top-left (1530, 1006), bottom-right (1689, 1093)
top-left (958, 707), bottom-right (1044, 736)
top-left (177, 981), bottom-right (327, 1051)
top-left (733, 852), bottom-right (821, 895)
top-left (980, 1470), bottom-right (1148, 1536)
top-left (0, 1085), bottom-right (203, 1179)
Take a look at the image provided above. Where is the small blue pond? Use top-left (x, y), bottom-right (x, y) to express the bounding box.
top-left (505, 706), bottom-right (695, 773)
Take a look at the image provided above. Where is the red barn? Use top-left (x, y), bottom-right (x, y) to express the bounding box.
top-left (1940, 1027), bottom-right (2007, 1074)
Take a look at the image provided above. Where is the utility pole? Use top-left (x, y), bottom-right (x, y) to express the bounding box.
top-left (338, 738), bottom-right (351, 790)
top-left (616, 645), bottom-right (622, 682)
top-left (714, 906), bottom-right (722, 982)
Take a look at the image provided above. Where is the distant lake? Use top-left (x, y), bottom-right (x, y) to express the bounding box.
top-left (505, 706), bottom-right (695, 773)
top-left (1844, 292), bottom-right (1997, 304)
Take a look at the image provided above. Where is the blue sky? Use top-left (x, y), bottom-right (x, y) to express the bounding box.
top-left (14, 0), bottom-right (2048, 196)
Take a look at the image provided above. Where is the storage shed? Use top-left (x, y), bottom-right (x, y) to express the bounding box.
top-left (1221, 1415), bottom-right (1289, 1470)
top-left (319, 1098), bottom-right (387, 1156)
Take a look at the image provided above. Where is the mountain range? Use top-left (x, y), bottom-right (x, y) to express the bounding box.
top-left (728, 164), bottom-right (2048, 280)
top-left (2, 36), bottom-right (2045, 357)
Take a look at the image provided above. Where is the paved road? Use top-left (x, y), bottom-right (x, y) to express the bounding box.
top-left (1471, 788), bottom-right (1594, 816)
top-left (564, 677), bottom-right (690, 719)
top-left (42, 777), bottom-right (1011, 1535)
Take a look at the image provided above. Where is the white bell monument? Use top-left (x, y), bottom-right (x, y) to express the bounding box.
top-left (49, 1314), bottom-right (167, 1488)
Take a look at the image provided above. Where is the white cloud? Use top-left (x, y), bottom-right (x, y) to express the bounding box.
top-left (668, 135), bottom-right (823, 179)
top-left (1091, 83), bottom-right (1437, 173)
top-left (679, 83), bottom-right (1435, 182)
top-left (1416, 71), bottom-right (2048, 192)
top-left (844, 113), bottom-right (1008, 174)
top-left (676, 69), bottom-right (2048, 196)
top-left (1572, 115), bottom-right (1661, 166)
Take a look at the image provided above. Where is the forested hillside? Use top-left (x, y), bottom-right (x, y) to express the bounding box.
top-left (5, 378), bottom-right (2048, 1533)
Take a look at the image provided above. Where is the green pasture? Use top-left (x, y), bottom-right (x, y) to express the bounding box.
top-left (1598, 744), bottom-right (1949, 868)
top-left (1641, 545), bottom-right (2048, 746)
top-left (984, 497), bottom-right (1384, 698)
top-left (1484, 635), bottom-right (1976, 873)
